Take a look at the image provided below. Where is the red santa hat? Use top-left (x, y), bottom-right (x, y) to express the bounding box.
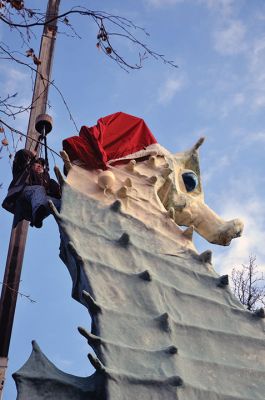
top-left (62, 112), bottom-right (157, 170)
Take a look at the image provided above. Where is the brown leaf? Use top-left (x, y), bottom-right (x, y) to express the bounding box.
top-left (26, 48), bottom-right (34, 57)
top-left (1, 138), bottom-right (8, 146)
top-left (105, 47), bottom-right (112, 54)
top-left (10, 0), bottom-right (24, 10)
top-left (28, 9), bottom-right (35, 18)
top-left (33, 55), bottom-right (41, 65)
top-left (0, 127), bottom-right (4, 133)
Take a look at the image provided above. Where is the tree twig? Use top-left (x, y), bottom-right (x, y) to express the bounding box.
top-left (231, 255), bottom-right (265, 311)
top-left (0, 281), bottom-right (36, 303)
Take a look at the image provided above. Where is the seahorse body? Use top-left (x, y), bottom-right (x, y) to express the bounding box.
top-left (14, 148), bottom-right (265, 400)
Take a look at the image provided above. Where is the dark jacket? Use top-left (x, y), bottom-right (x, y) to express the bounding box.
top-left (2, 149), bottom-right (61, 215)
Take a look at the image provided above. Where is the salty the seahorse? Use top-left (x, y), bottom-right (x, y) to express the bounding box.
top-left (14, 133), bottom-right (265, 400)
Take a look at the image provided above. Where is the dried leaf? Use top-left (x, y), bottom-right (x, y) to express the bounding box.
top-left (0, 127), bottom-right (4, 133)
top-left (0, 2), bottom-right (5, 8)
top-left (105, 47), bottom-right (112, 54)
top-left (26, 48), bottom-right (34, 57)
top-left (1, 138), bottom-right (8, 146)
top-left (10, 0), bottom-right (24, 10)
top-left (97, 27), bottom-right (108, 42)
top-left (96, 42), bottom-right (100, 50)
top-left (27, 9), bottom-right (35, 18)
top-left (33, 55), bottom-right (41, 65)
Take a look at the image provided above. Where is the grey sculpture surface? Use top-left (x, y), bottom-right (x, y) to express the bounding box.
top-left (14, 141), bottom-right (265, 399)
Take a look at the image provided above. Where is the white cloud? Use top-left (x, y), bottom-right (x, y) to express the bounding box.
top-left (1, 67), bottom-right (29, 96)
top-left (146, 0), bottom-right (184, 7)
top-left (223, 93), bottom-right (245, 117)
top-left (255, 12), bottom-right (265, 22)
top-left (244, 131), bottom-right (265, 145)
top-left (213, 192), bottom-right (265, 276)
top-left (158, 76), bottom-right (186, 104)
top-left (233, 92), bottom-right (245, 106)
top-left (253, 95), bottom-right (265, 108)
top-left (247, 36), bottom-right (265, 110)
top-left (215, 197), bottom-right (265, 274)
top-left (251, 36), bottom-right (265, 71)
top-left (0, 65), bottom-right (32, 132)
top-left (202, 154), bottom-right (230, 184)
top-left (213, 20), bottom-right (247, 55)
top-left (200, 0), bottom-right (235, 17)
top-left (216, 92), bottom-right (246, 118)
top-left (53, 355), bottom-right (73, 369)
top-left (203, 29), bottom-right (265, 114)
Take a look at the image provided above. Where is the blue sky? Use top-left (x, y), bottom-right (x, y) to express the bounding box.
top-left (1, 0), bottom-right (265, 397)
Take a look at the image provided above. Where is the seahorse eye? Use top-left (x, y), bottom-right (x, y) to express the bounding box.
top-left (182, 171), bottom-right (198, 192)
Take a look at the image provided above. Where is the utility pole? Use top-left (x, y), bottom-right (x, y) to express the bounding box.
top-left (0, 1), bottom-right (60, 397)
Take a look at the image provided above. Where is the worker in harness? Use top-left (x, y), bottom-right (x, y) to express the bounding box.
top-left (2, 148), bottom-right (61, 228)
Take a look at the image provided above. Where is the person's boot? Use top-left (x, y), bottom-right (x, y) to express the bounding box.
top-left (33, 205), bottom-right (47, 228)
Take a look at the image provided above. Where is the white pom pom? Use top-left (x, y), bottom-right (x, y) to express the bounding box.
top-left (98, 170), bottom-right (116, 190)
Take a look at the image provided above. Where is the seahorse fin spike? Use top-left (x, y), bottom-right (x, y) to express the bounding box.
top-left (167, 375), bottom-right (184, 387)
top-left (60, 150), bottom-right (72, 173)
top-left (255, 307), bottom-right (265, 318)
top-left (138, 270), bottom-right (152, 281)
top-left (54, 165), bottom-right (66, 187)
top-left (191, 137), bottom-right (205, 152)
top-left (82, 290), bottom-right (102, 313)
top-left (127, 159), bottom-right (136, 172)
top-left (148, 155), bottom-right (157, 167)
top-left (166, 345), bottom-right (178, 355)
top-left (78, 327), bottom-right (102, 345)
top-left (117, 186), bottom-right (128, 198)
top-left (157, 312), bottom-right (171, 332)
top-left (198, 250), bottom-right (212, 264)
top-left (110, 200), bottom-right (122, 212)
top-left (124, 177), bottom-right (132, 187)
top-left (118, 232), bottom-right (130, 247)
top-left (217, 274), bottom-right (229, 288)
top-left (88, 353), bottom-right (105, 372)
top-left (48, 200), bottom-right (61, 221)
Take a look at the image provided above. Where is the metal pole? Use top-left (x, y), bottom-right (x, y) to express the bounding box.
top-left (0, 1), bottom-right (60, 397)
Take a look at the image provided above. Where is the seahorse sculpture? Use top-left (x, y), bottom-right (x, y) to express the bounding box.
top-left (14, 126), bottom-right (265, 400)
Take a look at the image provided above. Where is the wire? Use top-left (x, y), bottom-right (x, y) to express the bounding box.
top-left (0, 119), bottom-right (63, 160)
top-left (49, 147), bottom-right (56, 167)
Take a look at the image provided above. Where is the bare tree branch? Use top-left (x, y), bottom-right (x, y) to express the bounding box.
top-left (0, 4), bottom-right (178, 70)
top-left (0, 281), bottom-right (36, 303)
top-left (0, 1), bottom-right (178, 168)
top-left (231, 255), bottom-right (265, 311)
top-left (0, 119), bottom-right (62, 159)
